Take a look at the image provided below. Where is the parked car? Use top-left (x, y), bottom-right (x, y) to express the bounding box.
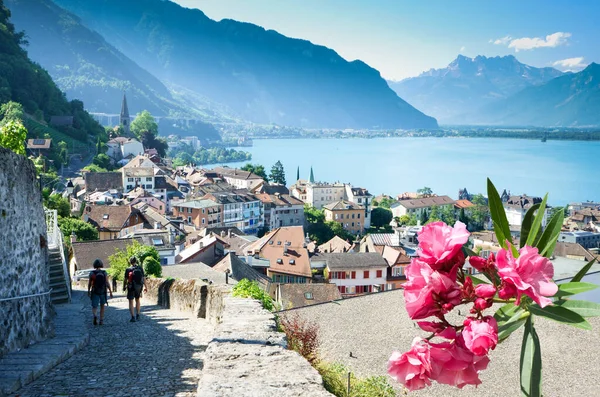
top-left (73, 269), bottom-right (93, 282)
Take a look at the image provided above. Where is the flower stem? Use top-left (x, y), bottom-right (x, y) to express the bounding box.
top-left (492, 298), bottom-right (516, 303)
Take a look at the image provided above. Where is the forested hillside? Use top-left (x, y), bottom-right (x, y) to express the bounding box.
top-left (0, 0), bottom-right (103, 144)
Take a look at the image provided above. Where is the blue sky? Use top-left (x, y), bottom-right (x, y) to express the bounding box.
top-left (174, 0), bottom-right (598, 80)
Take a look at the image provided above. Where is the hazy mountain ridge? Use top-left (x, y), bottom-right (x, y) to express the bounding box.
top-left (53, 0), bottom-right (437, 130)
top-left (471, 62), bottom-right (600, 127)
top-left (6, 0), bottom-right (188, 117)
top-left (388, 55), bottom-right (563, 123)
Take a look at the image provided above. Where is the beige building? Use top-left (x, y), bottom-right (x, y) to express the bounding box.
top-left (390, 195), bottom-right (456, 218)
top-left (323, 200), bottom-right (365, 234)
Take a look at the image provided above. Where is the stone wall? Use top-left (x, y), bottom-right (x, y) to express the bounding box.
top-left (197, 297), bottom-right (332, 396)
top-left (142, 278), bottom-right (231, 321)
top-left (0, 148), bottom-right (54, 358)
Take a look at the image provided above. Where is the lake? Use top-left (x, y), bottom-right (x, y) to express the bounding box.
top-left (223, 137), bottom-right (600, 206)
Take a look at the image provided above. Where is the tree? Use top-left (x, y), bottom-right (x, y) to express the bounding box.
top-left (107, 240), bottom-right (160, 281)
top-left (269, 160), bottom-right (286, 185)
top-left (131, 110), bottom-right (158, 138)
top-left (441, 205), bottom-right (456, 225)
top-left (141, 131), bottom-right (168, 157)
top-left (304, 205), bottom-right (325, 223)
top-left (58, 216), bottom-right (98, 244)
top-left (427, 205), bottom-right (442, 224)
top-left (550, 205), bottom-right (568, 220)
top-left (397, 215), bottom-right (411, 226)
top-left (0, 120), bottom-right (27, 155)
top-left (459, 208), bottom-right (469, 225)
top-left (92, 153), bottom-right (112, 170)
top-left (0, 101), bottom-right (24, 124)
top-left (82, 164), bottom-right (109, 173)
top-left (469, 193), bottom-right (490, 231)
top-left (143, 257), bottom-right (162, 278)
top-left (417, 187), bottom-right (433, 197)
top-left (371, 207), bottom-right (393, 229)
top-left (420, 210), bottom-right (429, 226)
top-left (241, 163), bottom-right (268, 180)
top-left (46, 193), bottom-right (70, 217)
top-left (379, 197), bottom-right (396, 209)
top-left (172, 151), bottom-right (194, 167)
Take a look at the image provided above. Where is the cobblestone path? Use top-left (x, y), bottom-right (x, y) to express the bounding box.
top-left (12, 295), bottom-right (214, 397)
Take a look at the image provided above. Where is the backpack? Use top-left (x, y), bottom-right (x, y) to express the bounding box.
top-left (132, 266), bottom-right (144, 285)
top-left (92, 270), bottom-right (107, 295)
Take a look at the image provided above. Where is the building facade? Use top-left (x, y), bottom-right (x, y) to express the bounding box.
top-left (503, 195), bottom-right (549, 229)
top-left (205, 191), bottom-right (264, 235)
top-left (391, 195), bottom-right (456, 218)
top-left (173, 199), bottom-right (223, 229)
top-left (256, 193), bottom-right (305, 230)
top-left (317, 253), bottom-right (388, 296)
top-left (323, 200), bottom-right (365, 234)
top-left (559, 231), bottom-right (600, 249)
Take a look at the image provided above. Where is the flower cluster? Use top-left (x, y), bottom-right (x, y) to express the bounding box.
top-left (388, 221), bottom-right (558, 391)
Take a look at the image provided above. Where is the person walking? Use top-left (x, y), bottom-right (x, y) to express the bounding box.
top-left (123, 257), bottom-right (147, 322)
top-left (87, 259), bottom-right (113, 325)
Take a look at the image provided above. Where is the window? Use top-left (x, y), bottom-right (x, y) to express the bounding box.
top-left (202, 209), bottom-right (205, 214)
top-left (276, 258), bottom-right (283, 264)
top-left (338, 286), bottom-right (346, 294)
top-left (127, 178), bottom-right (134, 182)
top-left (202, 218), bottom-right (205, 224)
top-left (152, 238), bottom-right (164, 246)
top-left (352, 214), bottom-right (355, 219)
top-left (289, 259), bottom-right (295, 265)
top-left (103, 214), bottom-right (109, 220)
top-left (363, 270), bottom-right (369, 279)
top-left (358, 213), bottom-right (361, 219)
top-left (392, 267), bottom-right (405, 277)
top-left (146, 177), bottom-right (152, 182)
top-left (358, 198), bottom-right (362, 203)
top-left (352, 222), bottom-right (354, 227)
top-left (295, 209), bottom-right (298, 214)
top-left (161, 257), bottom-right (168, 265)
top-left (335, 214), bottom-right (338, 220)
top-left (304, 292), bottom-right (313, 300)
top-left (187, 216), bottom-right (192, 223)
top-left (376, 270), bottom-right (383, 278)
top-left (351, 271), bottom-right (356, 279)
top-left (187, 208), bottom-right (192, 214)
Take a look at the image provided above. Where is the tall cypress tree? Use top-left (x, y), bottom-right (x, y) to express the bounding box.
top-left (296, 166), bottom-right (300, 181)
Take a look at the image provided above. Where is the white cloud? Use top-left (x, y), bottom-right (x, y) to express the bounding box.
top-left (552, 57), bottom-right (587, 71)
top-left (490, 36), bottom-right (512, 45)
top-left (507, 32), bottom-right (571, 52)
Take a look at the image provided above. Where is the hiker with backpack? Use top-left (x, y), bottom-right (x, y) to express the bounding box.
top-left (87, 259), bottom-right (113, 325)
top-left (123, 256), bottom-right (147, 322)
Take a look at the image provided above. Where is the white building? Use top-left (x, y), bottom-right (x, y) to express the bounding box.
top-left (390, 195), bottom-right (456, 218)
top-left (181, 136), bottom-right (201, 151)
top-left (213, 167), bottom-right (264, 190)
top-left (503, 195), bottom-right (549, 229)
top-left (106, 137), bottom-right (144, 161)
top-left (312, 252), bottom-right (388, 296)
top-left (206, 191), bottom-right (264, 235)
top-left (306, 182), bottom-right (345, 209)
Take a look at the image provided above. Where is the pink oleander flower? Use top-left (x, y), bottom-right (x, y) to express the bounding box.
top-left (404, 259), bottom-right (462, 319)
top-left (496, 246), bottom-right (558, 308)
top-left (418, 221), bottom-right (470, 272)
top-left (462, 316), bottom-right (498, 356)
top-left (473, 297), bottom-right (492, 311)
top-left (475, 284), bottom-right (496, 299)
top-left (388, 337), bottom-right (432, 391)
top-left (429, 338), bottom-right (490, 389)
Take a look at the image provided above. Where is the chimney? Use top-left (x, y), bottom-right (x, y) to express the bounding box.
top-left (220, 230), bottom-right (226, 238)
top-left (70, 232), bottom-right (77, 244)
top-left (228, 229), bottom-right (232, 238)
top-left (169, 230), bottom-right (175, 244)
top-left (154, 222), bottom-right (161, 229)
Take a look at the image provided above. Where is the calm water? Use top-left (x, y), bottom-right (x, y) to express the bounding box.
top-left (224, 137), bottom-right (600, 206)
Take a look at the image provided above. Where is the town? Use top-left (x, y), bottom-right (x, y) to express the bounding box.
top-left (33, 96), bottom-right (599, 310)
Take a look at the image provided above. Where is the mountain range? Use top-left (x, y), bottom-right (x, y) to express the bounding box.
top-left (43, 0), bottom-right (437, 130)
top-left (388, 55), bottom-right (564, 124)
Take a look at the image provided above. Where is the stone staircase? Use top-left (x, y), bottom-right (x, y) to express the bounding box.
top-left (49, 247), bottom-right (70, 304)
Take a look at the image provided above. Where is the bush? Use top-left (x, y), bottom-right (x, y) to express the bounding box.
top-left (316, 362), bottom-right (398, 397)
top-left (143, 256), bottom-right (162, 278)
top-left (279, 313), bottom-right (321, 365)
top-left (107, 240), bottom-right (160, 281)
top-left (231, 279), bottom-right (274, 311)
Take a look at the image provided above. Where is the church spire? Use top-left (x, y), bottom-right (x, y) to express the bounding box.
top-left (296, 166), bottom-right (300, 181)
top-left (120, 92), bottom-right (131, 135)
top-left (309, 166), bottom-right (314, 183)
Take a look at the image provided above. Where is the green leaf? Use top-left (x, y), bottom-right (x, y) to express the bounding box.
top-left (487, 178), bottom-right (512, 249)
top-left (557, 300), bottom-right (600, 317)
top-left (555, 282), bottom-right (598, 297)
top-left (571, 258), bottom-right (597, 283)
top-left (463, 245), bottom-right (478, 258)
top-left (536, 209), bottom-right (564, 257)
top-left (519, 203), bottom-right (541, 248)
top-left (468, 275), bottom-right (489, 286)
top-left (495, 303), bottom-right (527, 341)
top-left (526, 194), bottom-right (548, 247)
top-left (528, 304), bottom-right (592, 330)
top-left (520, 316), bottom-right (542, 397)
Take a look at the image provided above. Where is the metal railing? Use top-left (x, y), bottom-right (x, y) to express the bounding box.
top-left (45, 209), bottom-right (71, 303)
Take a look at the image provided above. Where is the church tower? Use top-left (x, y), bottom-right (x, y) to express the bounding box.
top-left (120, 92), bottom-right (131, 135)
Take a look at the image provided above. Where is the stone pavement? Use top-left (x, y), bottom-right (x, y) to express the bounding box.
top-left (0, 292), bottom-right (89, 396)
top-left (9, 291), bottom-right (214, 397)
